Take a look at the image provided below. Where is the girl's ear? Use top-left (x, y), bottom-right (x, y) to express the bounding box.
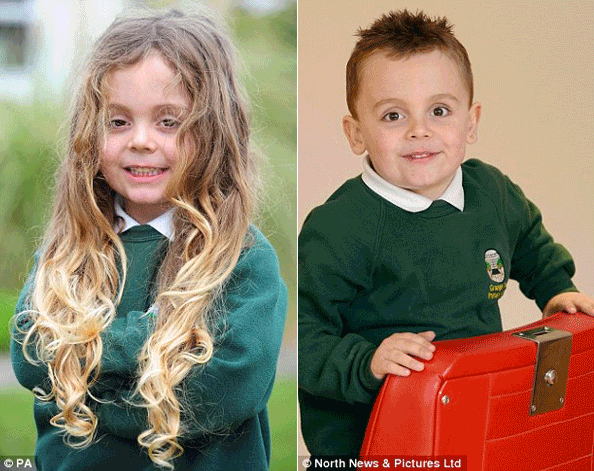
top-left (342, 115), bottom-right (367, 155)
top-left (466, 102), bottom-right (481, 144)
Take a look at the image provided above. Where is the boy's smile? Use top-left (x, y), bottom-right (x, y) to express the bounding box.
top-left (100, 53), bottom-right (190, 224)
top-left (343, 49), bottom-right (481, 200)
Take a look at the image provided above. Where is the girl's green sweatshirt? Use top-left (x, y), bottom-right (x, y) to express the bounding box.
top-left (12, 225), bottom-right (287, 470)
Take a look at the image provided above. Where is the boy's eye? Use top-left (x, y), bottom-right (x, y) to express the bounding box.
top-left (383, 111), bottom-right (403, 122)
top-left (432, 106), bottom-right (450, 117)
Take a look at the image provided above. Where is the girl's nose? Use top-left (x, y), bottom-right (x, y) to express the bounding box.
top-left (406, 116), bottom-right (432, 140)
top-left (128, 124), bottom-right (157, 152)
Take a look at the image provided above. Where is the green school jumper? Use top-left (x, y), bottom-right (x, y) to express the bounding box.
top-left (298, 159), bottom-right (577, 456)
top-left (12, 225), bottom-right (287, 470)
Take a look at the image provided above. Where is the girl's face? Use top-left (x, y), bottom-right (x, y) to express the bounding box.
top-left (100, 53), bottom-right (191, 224)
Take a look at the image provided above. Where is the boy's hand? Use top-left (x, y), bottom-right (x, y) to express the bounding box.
top-left (370, 331), bottom-right (436, 380)
top-left (543, 292), bottom-right (594, 318)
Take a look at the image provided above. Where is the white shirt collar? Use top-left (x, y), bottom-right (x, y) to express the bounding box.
top-left (114, 198), bottom-right (175, 240)
top-left (361, 155), bottom-right (464, 213)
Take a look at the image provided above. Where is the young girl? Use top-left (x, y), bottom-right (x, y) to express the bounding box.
top-left (11, 9), bottom-right (287, 471)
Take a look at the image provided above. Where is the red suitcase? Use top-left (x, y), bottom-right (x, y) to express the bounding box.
top-left (360, 313), bottom-right (594, 470)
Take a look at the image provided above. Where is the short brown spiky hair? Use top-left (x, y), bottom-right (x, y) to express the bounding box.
top-left (346, 10), bottom-right (473, 117)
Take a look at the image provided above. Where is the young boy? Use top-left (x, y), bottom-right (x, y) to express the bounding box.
top-left (298, 10), bottom-right (594, 456)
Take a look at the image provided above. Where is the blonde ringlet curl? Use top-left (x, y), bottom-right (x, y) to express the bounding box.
top-left (15, 7), bottom-right (259, 469)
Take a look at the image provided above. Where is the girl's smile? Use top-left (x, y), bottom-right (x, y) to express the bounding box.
top-left (126, 166), bottom-right (168, 178)
top-left (100, 52), bottom-right (190, 224)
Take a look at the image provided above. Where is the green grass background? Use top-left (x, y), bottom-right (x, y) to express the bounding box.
top-left (0, 379), bottom-right (297, 470)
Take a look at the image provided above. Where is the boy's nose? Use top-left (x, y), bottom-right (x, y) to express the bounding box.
top-left (406, 117), bottom-right (432, 140)
top-left (128, 124), bottom-right (157, 152)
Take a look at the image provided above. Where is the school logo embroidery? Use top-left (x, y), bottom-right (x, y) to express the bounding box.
top-left (485, 249), bottom-right (505, 283)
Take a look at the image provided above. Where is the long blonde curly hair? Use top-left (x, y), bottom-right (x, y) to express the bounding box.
top-left (15, 9), bottom-right (258, 469)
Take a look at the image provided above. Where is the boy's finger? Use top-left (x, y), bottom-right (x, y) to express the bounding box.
top-left (565, 303), bottom-right (577, 314)
top-left (396, 340), bottom-right (434, 361)
top-left (417, 330), bottom-right (437, 343)
top-left (392, 352), bottom-right (425, 372)
top-left (386, 332), bottom-right (435, 351)
top-left (386, 364), bottom-right (411, 377)
top-left (413, 331), bottom-right (436, 352)
top-left (575, 300), bottom-right (594, 316)
top-left (559, 300), bottom-right (579, 314)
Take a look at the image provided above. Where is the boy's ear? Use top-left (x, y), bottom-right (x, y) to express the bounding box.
top-left (466, 102), bottom-right (481, 144)
top-left (342, 115), bottom-right (367, 155)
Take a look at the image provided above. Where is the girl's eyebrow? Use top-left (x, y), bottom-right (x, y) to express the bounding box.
top-left (107, 103), bottom-right (190, 115)
top-left (108, 103), bottom-right (190, 119)
top-left (107, 103), bottom-right (130, 114)
top-left (156, 104), bottom-right (190, 116)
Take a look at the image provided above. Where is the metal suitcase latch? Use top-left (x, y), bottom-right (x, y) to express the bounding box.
top-left (513, 326), bottom-right (572, 416)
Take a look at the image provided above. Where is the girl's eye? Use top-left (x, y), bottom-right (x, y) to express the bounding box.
top-left (109, 119), bottom-right (128, 128)
top-left (383, 111), bottom-right (403, 122)
top-left (432, 106), bottom-right (450, 117)
top-left (160, 118), bottom-right (181, 128)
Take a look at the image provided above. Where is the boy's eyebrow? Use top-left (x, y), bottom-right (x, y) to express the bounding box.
top-left (430, 93), bottom-right (460, 103)
top-left (372, 93), bottom-right (460, 110)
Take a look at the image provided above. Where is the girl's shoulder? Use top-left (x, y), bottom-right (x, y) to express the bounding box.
top-left (224, 225), bottom-right (286, 311)
top-left (244, 225), bottom-right (278, 257)
top-left (235, 225), bottom-right (282, 277)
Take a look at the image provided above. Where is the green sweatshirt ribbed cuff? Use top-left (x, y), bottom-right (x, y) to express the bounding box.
top-left (534, 271), bottom-right (577, 311)
top-left (360, 348), bottom-right (384, 392)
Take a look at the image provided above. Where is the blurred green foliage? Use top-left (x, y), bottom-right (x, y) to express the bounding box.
top-left (0, 101), bottom-right (59, 292)
top-left (0, 4), bottom-right (296, 349)
top-left (0, 292), bottom-right (18, 353)
top-left (233, 4), bottom-right (297, 305)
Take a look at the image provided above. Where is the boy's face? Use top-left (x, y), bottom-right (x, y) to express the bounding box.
top-left (343, 49), bottom-right (480, 200)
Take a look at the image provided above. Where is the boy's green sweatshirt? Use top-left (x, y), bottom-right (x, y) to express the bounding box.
top-left (12, 225), bottom-right (287, 470)
top-left (298, 159), bottom-right (577, 455)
